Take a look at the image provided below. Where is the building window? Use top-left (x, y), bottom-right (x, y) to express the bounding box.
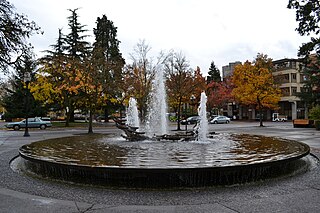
top-left (281, 87), bottom-right (290, 96)
top-left (291, 87), bottom-right (297, 96)
top-left (291, 73), bottom-right (297, 83)
top-left (286, 62), bottom-right (290, 67)
top-left (284, 74), bottom-right (289, 83)
top-left (301, 75), bottom-right (308, 82)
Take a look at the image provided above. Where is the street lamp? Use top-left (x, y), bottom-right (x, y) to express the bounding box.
top-left (190, 94), bottom-right (196, 114)
top-left (23, 72), bottom-right (31, 137)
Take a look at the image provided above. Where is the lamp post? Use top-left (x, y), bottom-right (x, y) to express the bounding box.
top-left (184, 103), bottom-right (188, 132)
top-left (190, 94), bottom-right (196, 115)
top-left (23, 72), bottom-right (31, 137)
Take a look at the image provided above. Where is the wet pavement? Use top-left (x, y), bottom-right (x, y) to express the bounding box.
top-left (0, 121), bottom-right (319, 212)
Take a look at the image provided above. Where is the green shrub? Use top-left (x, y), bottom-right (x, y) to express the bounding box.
top-left (309, 105), bottom-right (320, 120)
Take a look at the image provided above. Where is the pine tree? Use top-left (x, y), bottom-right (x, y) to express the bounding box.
top-left (207, 61), bottom-right (221, 83)
top-left (64, 8), bottom-right (90, 60)
top-left (43, 28), bottom-right (65, 60)
top-left (3, 51), bottom-right (46, 120)
top-left (92, 15), bottom-right (125, 122)
top-left (63, 8), bottom-right (91, 122)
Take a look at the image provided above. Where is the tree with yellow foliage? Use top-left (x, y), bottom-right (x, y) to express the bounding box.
top-left (232, 54), bottom-right (281, 126)
top-left (31, 58), bottom-right (84, 127)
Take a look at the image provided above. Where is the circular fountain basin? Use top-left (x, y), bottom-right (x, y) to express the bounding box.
top-left (18, 133), bottom-right (310, 188)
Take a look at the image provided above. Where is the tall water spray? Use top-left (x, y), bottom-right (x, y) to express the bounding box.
top-left (145, 66), bottom-right (168, 136)
top-left (126, 97), bottom-right (140, 128)
top-left (197, 92), bottom-right (208, 141)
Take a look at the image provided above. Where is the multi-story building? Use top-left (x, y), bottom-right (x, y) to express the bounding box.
top-left (273, 58), bottom-right (307, 120)
top-left (220, 58), bottom-right (308, 120)
top-left (222, 61), bottom-right (241, 79)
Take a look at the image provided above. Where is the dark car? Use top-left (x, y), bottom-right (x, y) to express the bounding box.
top-left (181, 116), bottom-right (201, 125)
top-left (5, 117), bottom-right (52, 130)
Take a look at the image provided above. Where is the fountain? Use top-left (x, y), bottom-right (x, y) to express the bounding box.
top-left (145, 66), bottom-right (168, 136)
top-left (15, 66), bottom-right (313, 188)
top-left (196, 92), bottom-right (208, 142)
top-left (126, 97), bottom-right (140, 129)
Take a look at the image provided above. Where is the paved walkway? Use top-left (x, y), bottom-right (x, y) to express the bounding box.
top-left (0, 121), bottom-right (319, 212)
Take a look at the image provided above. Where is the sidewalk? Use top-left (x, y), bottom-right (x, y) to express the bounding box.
top-left (0, 122), bottom-right (319, 212)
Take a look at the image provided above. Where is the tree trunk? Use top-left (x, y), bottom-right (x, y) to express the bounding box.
top-left (88, 110), bottom-right (93, 134)
top-left (104, 107), bottom-right (109, 122)
top-left (69, 105), bottom-right (75, 122)
top-left (176, 99), bottom-right (182, 130)
top-left (259, 108), bottom-right (263, 127)
top-left (257, 98), bottom-right (264, 127)
top-left (65, 108), bottom-right (70, 127)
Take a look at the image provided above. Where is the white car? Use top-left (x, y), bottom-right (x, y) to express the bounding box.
top-left (209, 116), bottom-right (231, 124)
top-left (5, 117), bottom-right (52, 130)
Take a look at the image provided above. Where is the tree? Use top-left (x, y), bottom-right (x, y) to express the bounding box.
top-left (32, 9), bottom-right (91, 127)
top-left (165, 51), bottom-right (195, 130)
top-left (232, 54), bottom-right (281, 126)
top-left (123, 40), bottom-right (161, 122)
top-left (296, 55), bottom-right (320, 106)
top-left (288, 0), bottom-right (320, 106)
top-left (207, 61), bottom-right (221, 83)
top-left (42, 28), bottom-right (65, 59)
top-left (64, 8), bottom-right (90, 60)
top-left (73, 58), bottom-right (108, 134)
top-left (3, 51), bottom-right (47, 120)
top-left (287, 0), bottom-right (320, 57)
top-left (0, 0), bottom-right (41, 73)
top-left (63, 8), bottom-right (91, 122)
top-left (189, 66), bottom-right (208, 115)
top-left (207, 77), bottom-right (234, 115)
top-left (92, 15), bottom-right (125, 122)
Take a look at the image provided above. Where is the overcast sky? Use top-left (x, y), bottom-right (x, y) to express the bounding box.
top-left (10, 0), bottom-right (310, 76)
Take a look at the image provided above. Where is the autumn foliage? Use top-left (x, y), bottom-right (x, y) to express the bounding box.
top-left (232, 54), bottom-right (281, 126)
top-left (207, 77), bottom-right (234, 114)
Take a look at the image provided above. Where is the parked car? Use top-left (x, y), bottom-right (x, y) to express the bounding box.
top-left (5, 117), bottom-right (52, 130)
top-left (209, 116), bottom-right (231, 124)
top-left (272, 113), bottom-right (287, 122)
top-left (180, 116), bottom-right (201, 125)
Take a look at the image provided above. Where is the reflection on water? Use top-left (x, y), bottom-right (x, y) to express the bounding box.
top-left (19, 133), bottom-right (309, 168)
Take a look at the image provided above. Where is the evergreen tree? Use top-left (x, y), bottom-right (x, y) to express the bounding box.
top-left (63, 8), bottom-right (91, 122)
top-left (3, 51), bottom-right (47, 120)
top-left (42, 28), bottom-right (65, 60)
top-left (207, 61), bottom-right (221, 83)
top-left (64, 8), bottom-right (90, 60)
top-left (92, 15), bottom-right (125, 121)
